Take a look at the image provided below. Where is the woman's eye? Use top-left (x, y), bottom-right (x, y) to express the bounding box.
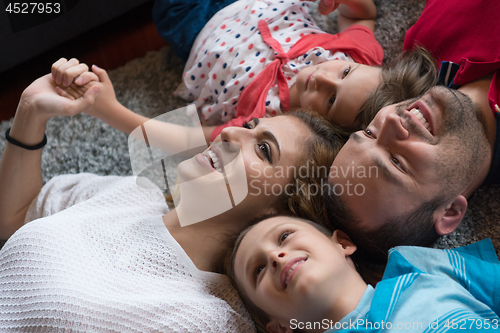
top-left (364, 129), bottom-right (373, 137)
top-left (328, 96), bottom-right (335, 107)
top-left (342, 66), bottom-right (351, 78)
top-left (242, 121), bottom-right (253, 129)
top-left (258, 143), bottom-right (271, 162)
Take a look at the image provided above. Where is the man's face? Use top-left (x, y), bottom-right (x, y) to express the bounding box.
top-left (328, 86), bottom-right (490, 233)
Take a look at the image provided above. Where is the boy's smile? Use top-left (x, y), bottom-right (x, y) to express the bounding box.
top-left (281, 256), bottom-right (307, 289)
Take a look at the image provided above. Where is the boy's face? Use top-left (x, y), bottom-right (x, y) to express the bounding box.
top-left (293, 60), bottom-right (382, 130)
top-left (234, 216), bottom-right (358, 328)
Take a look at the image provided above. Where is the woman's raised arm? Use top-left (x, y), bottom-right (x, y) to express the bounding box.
top-left (0, 74), bottom-right (100, 239)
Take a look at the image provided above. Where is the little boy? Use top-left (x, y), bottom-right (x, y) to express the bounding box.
top-left (228, 215), bottom-right (500, 332)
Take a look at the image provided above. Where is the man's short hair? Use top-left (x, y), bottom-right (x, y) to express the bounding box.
top-left (323, 185), bottom-right (441, 265)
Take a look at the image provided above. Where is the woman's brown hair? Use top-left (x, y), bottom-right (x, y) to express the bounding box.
top-left (279, 110), bottom-right (346, 226)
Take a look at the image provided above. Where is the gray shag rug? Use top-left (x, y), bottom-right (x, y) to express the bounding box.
top-left (1, 0), bottom-right (499, 255)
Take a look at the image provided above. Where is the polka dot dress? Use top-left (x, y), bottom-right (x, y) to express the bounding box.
top-left (176, 0), bottom-right (354, 125)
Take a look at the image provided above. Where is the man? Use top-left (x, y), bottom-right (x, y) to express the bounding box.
top-left (323, 0), bottom-right (500, 262)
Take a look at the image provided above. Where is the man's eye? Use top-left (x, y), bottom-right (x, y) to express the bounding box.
top-left (328, 96), bottom-right (335, 107)
top-left (391, 156), bottom-right (404, 171)
top-left (364, 129), bottom-right (373, 137)
top-left (242, 121), bottom-right (253, 129)
top-left (342, 66), bottom-right (351, 78)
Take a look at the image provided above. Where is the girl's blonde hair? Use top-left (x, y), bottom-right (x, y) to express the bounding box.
top-left (355, 46), bottom-right (438, 130)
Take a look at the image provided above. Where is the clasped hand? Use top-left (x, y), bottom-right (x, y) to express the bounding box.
top-left (20, 58), bottom-right (101, 123)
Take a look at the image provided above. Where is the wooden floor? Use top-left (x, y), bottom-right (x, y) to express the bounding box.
top-left (0, 1), bottom-right (168, 122)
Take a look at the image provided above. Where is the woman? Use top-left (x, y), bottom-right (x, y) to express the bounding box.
top-left (0, 73), bottom-right (341, 332)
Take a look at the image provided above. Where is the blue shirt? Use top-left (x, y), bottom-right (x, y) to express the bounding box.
top-left (326, 240), bottom-right (500, 332)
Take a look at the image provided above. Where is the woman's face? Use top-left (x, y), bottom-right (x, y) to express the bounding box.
top-left (176, 116), bottom-right (313, 223)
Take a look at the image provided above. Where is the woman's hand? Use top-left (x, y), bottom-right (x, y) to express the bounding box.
top-left (51, 58), bottom-right (100, 104)
top-left (52, 59), bottom-right (148, 135)
top-left (21, 73), bottom-right (100, 123)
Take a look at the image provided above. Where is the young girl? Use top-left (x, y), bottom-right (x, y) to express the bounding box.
top-left (226, 215), bottom-right (500, 333)
top-left (53, 0), bottom-right (437, 144)
top-left (177, 0), bottom-right (382, 141)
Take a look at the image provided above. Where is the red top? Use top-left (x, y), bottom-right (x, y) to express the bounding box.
top-left (403, 0), bottom-right (500, 115)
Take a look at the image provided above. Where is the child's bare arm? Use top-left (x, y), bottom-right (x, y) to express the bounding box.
top-left (203, 126), bottom-right (217, 144)
top-left (52, 59), bottom-right (150, 135)
top-left (53, 59), bottom-right (215, 151)
top-left (306, 0), bottom-right (376, 32)
top-left (336, 0), bottom-right (376, 32)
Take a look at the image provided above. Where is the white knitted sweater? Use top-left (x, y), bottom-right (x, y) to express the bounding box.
top-left (0, 174), bottom-right (255, 333)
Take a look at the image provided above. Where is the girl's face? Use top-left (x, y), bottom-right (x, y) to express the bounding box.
top-left (292, 60), bottom-right (382, 130)
top-left (176, 116), bottom-right (312, 222)
top-left (234, 217), bottom-right (357, 328)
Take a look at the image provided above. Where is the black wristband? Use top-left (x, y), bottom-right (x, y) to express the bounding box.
top-left (5, 128), bottom-right (47, 150)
